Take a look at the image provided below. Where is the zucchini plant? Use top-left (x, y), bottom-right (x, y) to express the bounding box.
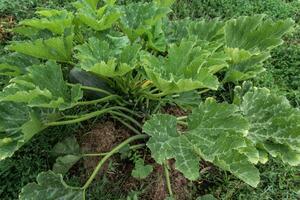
top-left (0, 0), bottom-right (298, 199)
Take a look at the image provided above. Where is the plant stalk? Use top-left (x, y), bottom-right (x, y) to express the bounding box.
top-left (164, 160), bottom-right (173, 197)
top-left (46, 107), bottom-right (117, 126)
top-left (82, 144), bottom-right (146, 157)
top-left (109, 110), bottom-right (142, 129)
top-left (67, 83), bottom-right (112, 96)
top-left (82, 134), bottom-right (148, 189)
top-left (75, 95), bottom-right (120, 106)
top-left (112, 115), bottom-right (141, 135)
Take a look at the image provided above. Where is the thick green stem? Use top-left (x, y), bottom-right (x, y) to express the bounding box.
top-left (75, 95), bottom-right (120, 106)
top-left (67, 83), bottom-right (112, 96)
top-left (112, 115), bottom-right (141, 135)
top-left (82, 144), bottom-right (145, 157)
top-left (46, 107), bottom-right (117, 126)
top-left (109, 110), bottom-right (142, 129)
top-left (82, 134), bottom-right (148, 190)
top-left (115, 106), bottom-right (142, 118)
top-left (164, 161), bottom-right (173, 197)
top-left (46, 106), bottom-right (140, 127)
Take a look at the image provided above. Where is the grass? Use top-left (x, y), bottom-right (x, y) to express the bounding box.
top-left (203, 158), bottom-right (300, 200)
top-left (0, 0), bottom-right (299, 199)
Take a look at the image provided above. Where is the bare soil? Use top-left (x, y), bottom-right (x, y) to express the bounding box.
top-left (0, 16), bottom-right (15, 43)
top-left (78, 119), bottom-right (193, 200)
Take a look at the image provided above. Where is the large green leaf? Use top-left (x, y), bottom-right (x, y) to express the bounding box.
top-left (223, 15), bottom-right (294, 82)
top-left (75, 37), bottom-right (141, 77)
top-left (164, 18), bottom-right (224, 44)
top-left (19, 171), bottom-right (84, 200)
top-left (0, 102), bottom-right (44, 161)
top-left (17, 10), bottom-right (74, 35)
top-left (225, 15), bottom-right (294, 52)
top-left (73, 0), bottom-right (120, 31)
top-left (241, 87), bottom-right (300, 166)
top-left (119, 2), bottom-right (170, 42)
top-left (143, 102), bottom-right (260, 187)
top-left (143, 114), bottom-right (200, 180)
top-left (142, 39), bottom-right (228, 94)
top-left (223, 48), bottom-right (270, 82)
top-left (0, 53), bottom-right (40, 77)
top-left (9, 33), bottom-right (74, 62)
top-left (0, 61), bottom-right (83, 110)
top-left (144, 86), bottom-right (300, 187)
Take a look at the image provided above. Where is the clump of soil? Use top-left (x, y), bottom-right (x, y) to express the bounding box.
top-left (80, 121), bottom-right (131, 177)
top-left (78, 120), bottom-right (193, 200)
top-left (143, 162), bottom-right (191, 200)
top-left (162, 105), bottom-right (189, 117)
top-left (0, 16), bottom-right (15, 43)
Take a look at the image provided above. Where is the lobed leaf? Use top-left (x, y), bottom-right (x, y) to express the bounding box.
top-left (241, 87), bottom-right (300, 166)
top-left (142, 39), bottom-right (228, 94)
top-left (144, 86), bottom-right (300, 187)
top-left (17, 10), bottom-right (74, 35)
top-left (52, 136), bottom-right (81, 157)
top-left (9, 34), bottom-right (74, 62)
top-left (0, 61), bottom-right (83, 110)
top-left (73, 0), bottom-right (120, 31)
top-left (75, 37), bottom-right (141, 77)
top-left (225, 15), bottom-right (294, 52)
top-left (119, 2), bottom-right (170, 42)
top-left (19, 171), bottom-right (84, 200)
top-left (0, 102), bottom-right (44, 161)
top-left (223, 15), bottom-right (294, 82)
top-left (143, 114), bottom-right (200, 180)
top-left (0, 53), bottom-right (40, 76)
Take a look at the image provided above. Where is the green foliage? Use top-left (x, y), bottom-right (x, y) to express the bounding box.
top-left (73, 0), bottom-right (121, 31)
top-left (0, 102), bottom-right (44, 161)
top-left (171, 0), bottom-right (300, 21)
top-left (19, 171), bottom-right (84, 200)
top-left (75, 37), bottom-right (141, 77)
top-left (0, 0), bottom-right (74, 19)
top-left (131, 158), bottom-right (153, 179)
top-left (0, 0), bottom-right (298, 199)
top-left (144, 87), bottom-right (300, 187)
top-left (52, 136), bottom-right (82, 175)
top-left (0, 61), bottom-right (83, 110)
top-left (142, 39), bottom-right (224, 94)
